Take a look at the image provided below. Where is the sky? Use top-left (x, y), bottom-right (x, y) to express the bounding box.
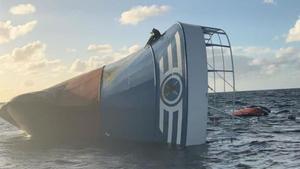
top-left (0, 0), bottom-right (300, 101)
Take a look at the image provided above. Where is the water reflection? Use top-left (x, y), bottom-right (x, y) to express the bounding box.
top-left (1, 135), bottom-right (208, 169)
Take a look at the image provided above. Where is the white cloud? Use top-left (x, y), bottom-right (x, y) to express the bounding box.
top-left (286, 18), bottom-right (300, 42)
top-left (272, 34), bottom-right (286, 41)
top-left (0, 20), bottom-right (37, 44)
top-left (11, 41), bottom-right (45, 62)
top-left (0, 41), bottom-right (63, 74)
top-left (70, 44), bottom-right (141, 73)
top-left (0, 41), bottom-right (74, 101)
top-left (65, 48), bottom-right (77, 53)
top-left (69, 56), bottom-right (106, 73)
top-left (26, 59), bottom-right (61, 72)
top-left (263, 0), bottom-right (275, 5)
top-left (264, 64), bottom-right (277, 75)
top-left (233, 46), bottom-right (300, 76)
top-left (23, 80), bottom-right (34, 87)
top-left (128, 44), bottom-right (141, 54)
top-left (119, 5), bottom-right (170, 25)
top-left (9, 4), bottom-right (36, 15)
top-left (233, 46), bottom-right (274, 58)
top-left (69, 59), bottom-right (87, 73)
top-left (87, 44), bottom-right (113, 53)
top-left (275, 47), bottom-right (298, 58)
top-left (228, 45), bottom-right (300, 90)
top-left (249, 58), bottom-right (264, 66)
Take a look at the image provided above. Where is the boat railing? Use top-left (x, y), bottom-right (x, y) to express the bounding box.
top-left (202, 26), bottom-right (236, 116)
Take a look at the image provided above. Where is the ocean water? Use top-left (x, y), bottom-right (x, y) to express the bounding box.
top-left (0, 88), bottom-right (299, 169)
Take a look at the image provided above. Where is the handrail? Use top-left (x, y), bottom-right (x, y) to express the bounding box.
top-left (203, 26), bottom-right (237, 138)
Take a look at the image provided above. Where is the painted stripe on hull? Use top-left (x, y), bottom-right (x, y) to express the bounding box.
top-left (172, 111), bottom-right (178, 145)
top-left (159, 31), bottom-right (184, 145)
top-left (163, 110), bottom-right (169, 141)
top-left (167, 110), bottom-right (173, 143)
top-left (175, 31), bottom-right (183, 145)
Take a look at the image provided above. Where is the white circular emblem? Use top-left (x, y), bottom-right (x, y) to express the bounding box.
top-left (160, 73), bottom-right (183, 106)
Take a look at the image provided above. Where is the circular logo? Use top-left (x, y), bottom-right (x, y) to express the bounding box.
top-left (160, 73), bottom-right (183, 106)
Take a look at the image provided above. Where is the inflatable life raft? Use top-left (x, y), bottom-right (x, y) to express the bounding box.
top-left (0, 22), bottom-right (231, 146)
top-left (232, 106), bottom-right (270, 117)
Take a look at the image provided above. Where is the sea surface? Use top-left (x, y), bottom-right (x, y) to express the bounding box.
top-left (0, 88), bottom-right (299, 169)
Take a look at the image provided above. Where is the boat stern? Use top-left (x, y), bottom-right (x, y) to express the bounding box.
top-left (151, 23), bottom-right (208, 146)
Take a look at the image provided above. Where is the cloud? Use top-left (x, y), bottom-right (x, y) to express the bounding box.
top-left (9, 4), bottom-right (36, 15)
top-left (220, 46), bottom-right (300, 90)
top-left (276, 47), bottom-right (298, 58)
top-left (65, 48), bottom-right (77, 53)
top-left (233, 46), bottom-right (274, 58)
top-left (264, 64), bottom-right (277, 75)
top-left (119, 5), bottom-right (170, 25)
top-left (0, 20), bottom-right (37, 44)
top-left (0, 41), bottom-right (63, 74)
top-left (87, 44), bottom-right (113, 53)
top-left (69, 59), bottom-right (87, 73)
top-left (233, 46), bottom-right (300, 76)
top-left (272, 34), bottom-right (286, 41)
top-left (0, 42), bottom-right (72, 101)
top-left (26, 59), bottom-right (61, 72)
top-left (286, 18), bottom-right (300, 42)
top-left (10, 41), bottom-right (45, 62)
top-left (70, 44), bottom-right (141, 73)
top-left (249, 58), bottom-right (264, 66)
top-left (0, 42), bottom-right (142, 85)
top-left (24, 80), bottom-right (34, 87)
top-left (69, 56), bottom-right (107, 73)
top-left (263, 0), bottom-right (275, 4)
top-left (128, 44), bottom-right (141, 54)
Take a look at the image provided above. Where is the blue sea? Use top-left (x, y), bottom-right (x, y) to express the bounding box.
top-left (0, 88), bottom-right (299, 169)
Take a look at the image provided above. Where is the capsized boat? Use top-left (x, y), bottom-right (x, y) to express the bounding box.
top-left (0, 22), bottom-right (236, 146)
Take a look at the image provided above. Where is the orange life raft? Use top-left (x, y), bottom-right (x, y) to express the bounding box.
top-left (232, 106), bottom-right (270, 117)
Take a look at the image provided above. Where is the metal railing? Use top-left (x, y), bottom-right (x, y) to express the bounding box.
top-left (202, 26), bottom-right (236, 114)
